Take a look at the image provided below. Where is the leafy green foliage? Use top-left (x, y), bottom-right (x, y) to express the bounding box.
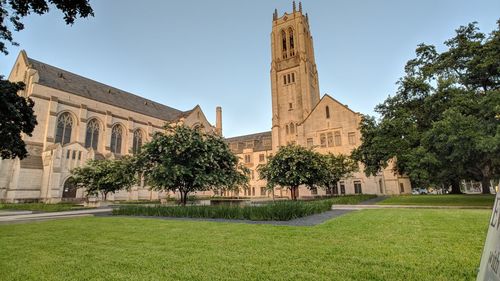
top-left (258, 144), bottom-right (325, 200)
top-left (113, 195), bottom-right (376, 221)
top-left (136, 125), bottom-right (248, 205)
top-left (320, 153), bottom-right (359, 193)
top-left (352, 20), bottom-right (500, 193)
top-left (71, 157), bottom-right (136, 200)
top-left (0, 78), bottom-right (37, 159)
top-left (0, 0), bottom-right (94, 54)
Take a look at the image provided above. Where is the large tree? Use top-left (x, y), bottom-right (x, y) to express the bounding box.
top-left (1, 0), bottom-right (94, 54)
top-left (0, 78), bottom-right (36, 159)
top-left (137, 125), bottom-right (248, 205)
top-left (257, 144), bottom-right (325, 200)
top-left (71, 157), bottom-right (137, 201)
top-left (352, 20), bottom-right (500, 194)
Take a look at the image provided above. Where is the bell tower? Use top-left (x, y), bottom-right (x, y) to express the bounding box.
top-left (270, 2), bottom-right (320, 150)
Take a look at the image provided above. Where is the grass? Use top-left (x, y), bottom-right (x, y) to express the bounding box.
top-left (0, 202), bottom-right (89, 212)
top-left (0, 209), bottom-right (489, 280)
top-left (378, 194), bottom-right (495, 207)
top-left (113, 195), bottom-right (376, 221)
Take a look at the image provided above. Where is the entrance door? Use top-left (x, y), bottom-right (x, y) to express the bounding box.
top-left (62, 178), bottom-right (77, 200)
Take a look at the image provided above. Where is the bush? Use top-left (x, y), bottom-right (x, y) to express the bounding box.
top-left (0, 202), bottom-right (88, 212)
top-left (112, 195), bottom-right (376, 221)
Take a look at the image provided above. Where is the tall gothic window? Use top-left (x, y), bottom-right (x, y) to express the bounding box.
top-left (55, 112), bottom-right (73, 145)
top-left (288, 27), bottom-right (295, 56)
top-left (85, 119), bottom-right (100, 150)
top-left (281, 30), bottom-right (287, 59)
top-left (110, 125), bottom-right (123, 154)
top-left (326, 106), bottom-right (330, 119)
top-left (132, 129), bottom-right (143, 155)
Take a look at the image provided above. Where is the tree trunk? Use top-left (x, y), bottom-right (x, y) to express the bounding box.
top-left (295, 186), bottom-right (299, 200)
top-left (449, 179), bottom-right (462, 194)
top-left (182, 191), bottom-right (189, 205)
top-left (290, 186), bottom-right (299, 201)
top-left (482, 177), bottom-right (492, 194)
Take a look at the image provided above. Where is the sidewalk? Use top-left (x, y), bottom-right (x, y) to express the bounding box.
top-left (0, 208), bottom-right (112, 224)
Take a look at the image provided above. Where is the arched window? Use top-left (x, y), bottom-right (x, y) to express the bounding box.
top-left (132, 129), bottom-right (143, 155)
top-left (55, 112), bottom-right (73, 145)
top-left (281, 30), bottom-right (287, 59)
top-left (85, 119), bottom-right (100, 150)
top-left (290, 123), bottom-right (295, 134)
top-left (288, 27), bottom-right (295, 56)
top-left (286, 125), bottom-right (289, 135)
top-left (326, 106), bottom-right (330, 119)
top-left (110, 125), bottom-right (123, 154)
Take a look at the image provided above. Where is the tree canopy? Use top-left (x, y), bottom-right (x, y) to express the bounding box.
top-left (258, 144), bottom-right (324, 200)
top-left (71, 157), bottom-right (136, 201)
top-left (0, 0), bottom-right (93, 54)
top-left (320, 153), bottom-right (359, 194)
top-left (136, 125), bottom-right (248, 205)
top-left (0, 78), bottom-right (36, 159)
top-left (352, 20), bottom-right (500, 194)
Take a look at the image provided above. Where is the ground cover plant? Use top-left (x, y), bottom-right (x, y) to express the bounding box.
top-left (0, 202), bottom-right (89, 212)
top-left (113, 195), bottom-right (376, 221)
top-left (0, 209), bottom-right (490, 281)
top-left (378, 194), bottom-right (495, 207)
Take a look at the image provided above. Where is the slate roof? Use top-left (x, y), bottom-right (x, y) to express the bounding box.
top-left (225, 131), bottom-right (272, 153)
top-left (27, 57), bottom-right (187, 122)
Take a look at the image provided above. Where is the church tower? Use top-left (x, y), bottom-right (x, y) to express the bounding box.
top-left (270, 2), bottom-right (320, 150)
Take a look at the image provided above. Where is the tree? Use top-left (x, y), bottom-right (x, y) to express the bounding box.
top-left (137, 125), bottom-right (248, 205)
top-left (0, 78), bottom-right (37, 159)
top-left (71, 157), bottom-right (136, 201)
top-left (0, 0), bottom-right (94, 54)
top-left (257, 144), bottom-right (325, 200)
top-left (320, 153), bottom-right (358, 195)
top-left (352, 20), bottom-right (500, 194)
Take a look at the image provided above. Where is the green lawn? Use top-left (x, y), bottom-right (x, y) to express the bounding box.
top-left (378, 194), bottom-right (495, 207)
top-left (0, 203), bottom-right (90, 212)
top-left (0, 209), bottom-right (489, 281)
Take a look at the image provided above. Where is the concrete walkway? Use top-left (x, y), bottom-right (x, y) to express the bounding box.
top-left (0, 208), bottom-right (112, 224)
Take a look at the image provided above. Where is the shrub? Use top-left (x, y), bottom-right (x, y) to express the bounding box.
top-left (112, 195), bottom-right (376, 221)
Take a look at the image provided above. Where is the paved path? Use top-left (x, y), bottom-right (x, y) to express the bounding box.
top-left (0, 208), bottom-right (112, 224)
top-left (331, 204), bottom-right (491, 210)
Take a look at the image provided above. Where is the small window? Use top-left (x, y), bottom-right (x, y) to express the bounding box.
top-left (311, 187), bottom-right (318, 195)
top-left (340, 182), bottom-right (346, 195)
top-left (287, 74), bottom-right (291, 84)
top-left (291, 73), bottom-right (295, 82)
top-left (286, 125), bottom-right (289, 135)
top-left (327, 132), bottom-right (334, 147)
top-left (261, 187), bottom-right (266, 196)
top-left (283, 75), bottom-right (287, 85)
top-left (78, 151), bottom-right (82, 160)
top-left (306, 138), bottom-right (313, 148)
top-left (72, 150), bottom-right (76, 160)
top-left (259, 154), bottom-right (265, 162)
top-left (320, 134), bottom-right (326, 148)
top-left (252, 187), bottom-right (256, 196)
top-left (66, 150), bottom-right (71, 159)
top-left (326, 106), bottom-right (330, 119)
top-left (348, 132), bottom-right (356, 145)
top-left (400, 183), bottom-right (405, 193)
top-left (334, 131), bottom-right (342, 146)
top-left (354, 181), bottom-right (362, 194)
top-left (245, 155), bottom-right (251, 163)
top-left (289, 103), bottom-right (293, 110)
top-left (290, 123), bottom-right (295, 134)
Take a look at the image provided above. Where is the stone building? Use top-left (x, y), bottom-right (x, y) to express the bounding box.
top-left (1, 3), bottom-right (410, 203)
top-left (225, 3), bottom-right (411, 198)
top-left (0, 51), bottom-right (218, 202)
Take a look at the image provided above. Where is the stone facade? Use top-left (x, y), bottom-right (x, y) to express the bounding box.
top-left (224, 5), bottom-right (411, 198)
top-left (1, 51), bottom-right (217, 203)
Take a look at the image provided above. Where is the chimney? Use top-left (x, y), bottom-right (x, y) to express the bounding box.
top-left (216, 106), bottom-right (222, 136)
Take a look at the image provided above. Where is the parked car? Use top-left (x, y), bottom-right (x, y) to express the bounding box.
top-left (412, 188), bottom-right (428, 195)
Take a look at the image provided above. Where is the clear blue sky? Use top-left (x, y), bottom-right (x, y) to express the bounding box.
top-left (1, 0), bottom-right (499, 137)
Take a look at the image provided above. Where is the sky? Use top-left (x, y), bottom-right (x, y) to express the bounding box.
top-left (1, 0), bottom-right (499, 138)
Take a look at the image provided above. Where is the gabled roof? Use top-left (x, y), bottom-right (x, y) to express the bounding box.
top-left (299, 94), bottom-right (361, 125)
top-left (225, 131), bottom-right (272, 153)
top-left (26, 55), bottom-right (186, 122)
top-left (225, 131), bottom-right (272, 143)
